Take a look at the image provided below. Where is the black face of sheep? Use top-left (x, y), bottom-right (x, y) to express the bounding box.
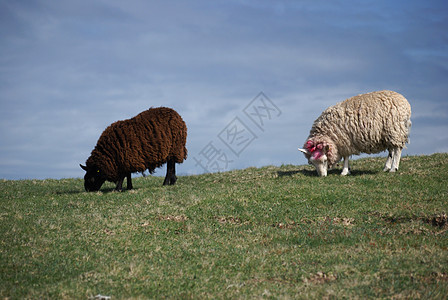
top-left (80, 164), bottom-right (106, 192)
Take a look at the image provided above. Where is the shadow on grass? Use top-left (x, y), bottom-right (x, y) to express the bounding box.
top-left (277, 168), bottom-right (380, 177)
top-left (349, 169), bottom-right (380, 176)
top-left (55, 189), bottom-right (85, 195)
top-left (56, 187), bottom-right (138, 195)
top-left (277, 168), bottom-right (317, 177)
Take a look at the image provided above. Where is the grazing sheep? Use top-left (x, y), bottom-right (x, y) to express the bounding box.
top-left (299, 90), bottom-right (411, 176)
top-left (80, 107), bottom-right (187, 191)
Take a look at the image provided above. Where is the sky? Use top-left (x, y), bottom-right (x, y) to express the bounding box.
top-left (1, 0), bottom-right (447, 180)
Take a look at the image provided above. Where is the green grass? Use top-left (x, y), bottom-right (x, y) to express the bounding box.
top-left (1, 153), bottom-right (447, 299)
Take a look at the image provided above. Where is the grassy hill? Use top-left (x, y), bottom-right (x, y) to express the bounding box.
top-left (1, 153), bottom-right (447, 299)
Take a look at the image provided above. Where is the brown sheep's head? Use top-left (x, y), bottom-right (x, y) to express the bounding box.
top-left (80, 164), bottom-right (106, 192)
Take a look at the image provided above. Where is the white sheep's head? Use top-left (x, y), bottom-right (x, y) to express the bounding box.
top-left (298, 140), bottom-right (330, 177)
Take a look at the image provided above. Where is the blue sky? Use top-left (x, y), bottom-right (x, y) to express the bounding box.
top-left (1, 0), bottom-right (447, 180)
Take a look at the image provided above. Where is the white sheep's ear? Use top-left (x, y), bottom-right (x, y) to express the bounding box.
top-left (298, 148), bottom-right (309, 154)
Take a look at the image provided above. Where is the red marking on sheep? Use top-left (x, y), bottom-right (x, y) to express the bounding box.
top-left (305, 140), bottom-right (325, 160)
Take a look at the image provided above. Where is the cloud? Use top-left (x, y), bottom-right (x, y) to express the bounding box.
top-left (0, 0), bottom-right (447, 179)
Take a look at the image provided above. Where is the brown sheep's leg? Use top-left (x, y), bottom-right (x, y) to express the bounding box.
top-left (170, 161), bottom-right (177, 185)
top-left (127, 173), bottom-right (133, 190)
top-left (163, 162), bottom-right (170, 186)
top-left (115, 176), bottom-right (125, 192)
top-left (163, 159), bottom-right (177, 186)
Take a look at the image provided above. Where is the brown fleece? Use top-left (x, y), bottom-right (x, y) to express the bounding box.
top-left (85, 107), bottom-right (187, 183)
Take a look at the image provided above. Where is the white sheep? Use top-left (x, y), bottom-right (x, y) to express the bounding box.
top-left (299, 90), bottom-right (412, 176)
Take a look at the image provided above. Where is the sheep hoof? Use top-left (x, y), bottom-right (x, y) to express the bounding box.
top-left (383, 167), bottom-right (391, 172)
top-left (389, 168), bottom-right (398, 173)
top-left (341, 170), bottom-right (350, 176)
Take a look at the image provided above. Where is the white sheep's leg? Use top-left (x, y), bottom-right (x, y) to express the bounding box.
top-left (341, 157), bottom-right (351, 176)
top-left (383, 150), bottom-right (393, 172)
top-left (389, 148), bottom-right (403, 172)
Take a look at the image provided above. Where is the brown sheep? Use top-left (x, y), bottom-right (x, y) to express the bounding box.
top-left (80, 107), bottom-right (187, 192)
